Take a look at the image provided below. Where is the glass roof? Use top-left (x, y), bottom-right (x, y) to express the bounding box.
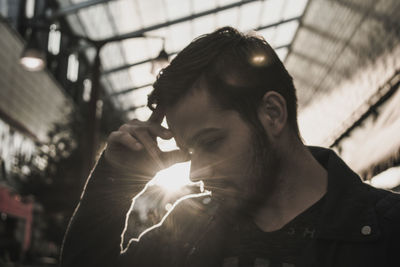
top-left (58, 0), bottom-right (309, 120)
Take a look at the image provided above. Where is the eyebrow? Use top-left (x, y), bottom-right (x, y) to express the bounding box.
top-left (186, 128), bottom-right (222, 147)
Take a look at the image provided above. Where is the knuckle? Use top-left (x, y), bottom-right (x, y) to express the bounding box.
top-left (108, 131), bottom-right (121, 140)
top-left (118, 124), bottom-right (131, 132)
top-left (128, 118), bottom-right (142, 125)
top-left (148, 122), bottom-right (161, 130)
top-left (109, 131), bottom-right (132, 143)
top-left (134, 127), bottom-right (148, 136)
top-left (150, 120), bottom-right (162, 126)
top-left (120, 131), bottom-right (133, 140)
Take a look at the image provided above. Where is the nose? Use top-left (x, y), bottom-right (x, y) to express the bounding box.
top-left (189, 157), bottom-right (213, 182)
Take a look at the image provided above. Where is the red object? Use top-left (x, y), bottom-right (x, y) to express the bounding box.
top-left (0, 186), bottom-right (33, 251)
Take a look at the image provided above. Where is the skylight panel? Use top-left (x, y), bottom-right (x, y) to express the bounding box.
top-left (257, 27), bottom-right (278, 46)
top-left (107, 70), bottom-right (136, 92)
top-left (108, 0), bottom-right (142, 35)
top-left (124, 86), bottom-right (153, 108)
top-left (164, 0), bottom-right (191, 20)
top-left (282, 0), bottom-right (308, 20)
top-left (107, 70), bottom-right (134, 97)
top-left (128, 63), bottom-right (156, 86)
top-left (147, 37), bottom-right (167, 59)
top-left (145, 28), bottom-right (173, 54)
top-left (216, 0), bottom-right (238, 6)
top-left (136, 0), bottom-right (167, 27)
top-left (77, 4), bottom-right (113, 39)
top-left (192, 14), bottom-right (217, 40)
top-left (101, 42), bottom-right (125, 70)
top-left (259, 0), bottom-right (285, 26)
top-left (274, 20), bottom-right (299, 46)
top-left (167, 22), bottom-right (192, 52)
top-left (192, 0), bottom-right (218, 13)
top-left (115, 94), bottom-right (131, 111)
top-left (275, 46), bottom-right (289, 61)
top-left (216, 7), bottom-right (239, 29)
top-left (145, 28), bottom-right (168, 40)
top-left (121, 38), bottom-right (151, 63)
top-left (59, 0), bottom-right (310, 121)
top-left (237, 1), bottom-right (263, 31)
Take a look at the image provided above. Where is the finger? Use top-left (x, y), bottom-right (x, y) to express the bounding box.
top-left (148, 107), bottom-right (165, 124)
top-left (116, 132), bottom-right (143, 151)
top-left (123, 110), bottom-right (170, 139)
top-left (148, 123), bottom-right (173, 140)
top-left (134, 130), bottom-right (164, 168)
top-left (120, 122), bottom-right (172, 140)
top-left (108, 131), bottom-right (143, 152)
top-left (161, 149), bottom-right (190, 168)
top-left (118, 124), bottom-right (149, 140)
top-left (126, 118), bottom-right (144, 126)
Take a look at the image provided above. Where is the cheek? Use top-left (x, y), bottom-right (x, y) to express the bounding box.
top-left (216, 136), bottom-right (255, 181)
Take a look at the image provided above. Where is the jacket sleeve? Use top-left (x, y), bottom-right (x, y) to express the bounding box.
top-left (60, 153), bottom-right (147, 267)
top-left (383, 193), bottom-right (400, 266)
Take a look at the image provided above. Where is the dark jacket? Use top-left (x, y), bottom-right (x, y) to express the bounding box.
top-left (61, 146), bottom-right (400, 267)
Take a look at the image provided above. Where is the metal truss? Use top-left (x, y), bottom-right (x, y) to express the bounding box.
top-left (103, 16), bottom-right (302, 76)
top-left (47, 0), bottom-right (115, 20)
top-left (99, 0), bottom-right (262, 43)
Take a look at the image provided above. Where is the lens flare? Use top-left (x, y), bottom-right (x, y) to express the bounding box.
top-left (150, 161), bottom-right (192, 193)
top-left (120, 161), bottom-right (211, 254)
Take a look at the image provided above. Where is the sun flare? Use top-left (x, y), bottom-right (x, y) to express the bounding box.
top-left (150, 161), bottom-right (193, 193)
top-left (120, 160), bottom-right (211, 254)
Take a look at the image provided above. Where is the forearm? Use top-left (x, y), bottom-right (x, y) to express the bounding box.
top-left (60, 153), bottom-right (145, 267)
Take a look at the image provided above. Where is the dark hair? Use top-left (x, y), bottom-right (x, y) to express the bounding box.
top-left (148, 26), bottom-right (299, 136)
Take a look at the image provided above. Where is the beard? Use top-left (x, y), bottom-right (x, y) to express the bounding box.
top-left (213, 125), bottom-right (282, 222)
top-left (236, 126), bottom-right (282, 217)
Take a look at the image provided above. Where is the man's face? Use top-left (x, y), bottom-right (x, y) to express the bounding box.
top-left (165, 85), bottom-right (280, 216)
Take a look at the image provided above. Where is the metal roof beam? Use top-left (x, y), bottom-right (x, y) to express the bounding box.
top-left (255, 16), bottom-right (301, 31)
top-left (102, 52), bottom-right (178, 75)
top-left (108, 83), bottom-right (153, 98)
top-left (102, 17), bottom-right (301, 76)
top-left (117, 43), bottom-right (291, 112)
top-left (99, 0), bottom-right (262, 43)
top-left (329, 70), bottom-right (400, 148)
top-left (47, 0), bottom-right (115, 20)
top-left (103, 42), bottom-right (289, 75)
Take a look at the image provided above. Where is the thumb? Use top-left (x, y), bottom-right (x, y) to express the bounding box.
top-left (160, 150), bottom-right (190, 168)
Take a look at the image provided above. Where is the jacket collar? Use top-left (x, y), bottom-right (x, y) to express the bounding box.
top-left (309, 146), bottom-right (382, 242)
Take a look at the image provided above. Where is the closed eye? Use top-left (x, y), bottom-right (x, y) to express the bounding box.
top-left (197, 137), bottom-right (223, 153)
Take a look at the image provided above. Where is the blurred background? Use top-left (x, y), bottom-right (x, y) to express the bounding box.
top-left (0, 0), bottom-right (399, 265)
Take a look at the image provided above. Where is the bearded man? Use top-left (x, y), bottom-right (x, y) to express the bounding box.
top-left (61, 27), bottom-right (400, 267)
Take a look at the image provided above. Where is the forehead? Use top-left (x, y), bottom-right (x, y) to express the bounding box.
top-left (164, 71), bottom-right (246, 126)
top-left (165, 85), bottom-right (222, 136)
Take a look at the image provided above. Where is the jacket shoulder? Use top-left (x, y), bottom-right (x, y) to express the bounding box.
top-left (374, 188), bottom-right (400, 222)
top-left (371, 188), bottom-right (400, 264)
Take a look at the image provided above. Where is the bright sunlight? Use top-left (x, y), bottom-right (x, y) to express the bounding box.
top-left (150, 161), bottom-right (193, 193)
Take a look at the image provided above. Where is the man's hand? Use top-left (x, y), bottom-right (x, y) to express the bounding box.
top-left (104, 108), bottom-right (187, 179)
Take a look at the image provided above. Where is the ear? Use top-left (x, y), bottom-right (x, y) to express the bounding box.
top-left (257, 91), bottom-right (288, 137)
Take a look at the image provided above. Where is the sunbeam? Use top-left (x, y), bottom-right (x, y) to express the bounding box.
top-left (119, 161), bottom-right (211, 254)
top-left (150, 162), bottom-right (193, 193)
